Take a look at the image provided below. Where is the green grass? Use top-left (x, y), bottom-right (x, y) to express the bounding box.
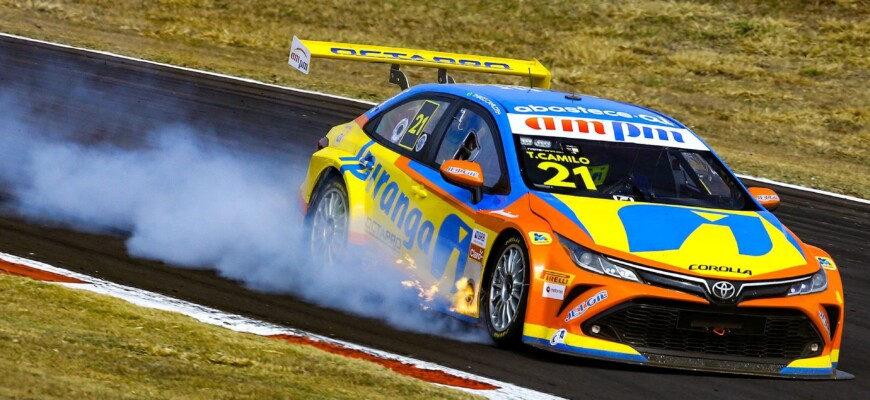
top-left (0, 0), bottom-right (867, 197)
top-left (0, 273), bottom-right (478, 399)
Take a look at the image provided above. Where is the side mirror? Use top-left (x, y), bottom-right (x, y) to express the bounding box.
top-left (748, 187), bottom-right (780, 211)
top-left (440, 160), bottom-right (484, 204)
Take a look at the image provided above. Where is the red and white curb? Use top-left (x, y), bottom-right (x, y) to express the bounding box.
top-left (0, 252), bottom-right (562, 400)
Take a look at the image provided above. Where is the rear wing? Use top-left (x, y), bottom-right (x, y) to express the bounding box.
top-left (289, 37), bottom-right (551, 90)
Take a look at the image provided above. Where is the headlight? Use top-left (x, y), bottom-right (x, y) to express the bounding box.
top-left (557, 234), bottom-right (640, 282)
top-left (787, 268), bottom-right (827, 296)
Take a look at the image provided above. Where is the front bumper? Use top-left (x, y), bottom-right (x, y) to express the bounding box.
top-left (523, 325), bottom-right (852, 379)
top-left (523, 305), bottom-right (851, 380)
top-left (522, 262), bottom-right (851, 379)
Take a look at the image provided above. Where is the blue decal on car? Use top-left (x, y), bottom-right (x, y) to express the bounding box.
top-left (758, 210), bottom-right (806, 258)
top-left (534, 192), bottom-right (593, 240)
top-left (617, 205), bottom-right (772, 256)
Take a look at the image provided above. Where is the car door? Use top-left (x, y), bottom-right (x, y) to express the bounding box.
top-left (409, 103), bottom-right (510, 317)
top-left (361, 96), bottom-right (454, 264)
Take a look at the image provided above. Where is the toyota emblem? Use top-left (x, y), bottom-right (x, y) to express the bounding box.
top-left (711, 281), bottom-right (736, 300)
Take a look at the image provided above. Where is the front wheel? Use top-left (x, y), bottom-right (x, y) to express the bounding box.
top-left (482, 234), bottom-right (530, 347)
top-left (307, 175), bottom-right (349, 268)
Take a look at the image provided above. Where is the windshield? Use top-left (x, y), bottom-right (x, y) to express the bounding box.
top-left (515, 135), bottom-right (752, 210)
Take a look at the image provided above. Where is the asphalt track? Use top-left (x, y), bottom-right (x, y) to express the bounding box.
top-left (1, 35), bottom-right (868, 399)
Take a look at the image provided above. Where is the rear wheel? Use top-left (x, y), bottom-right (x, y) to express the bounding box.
top-left (483, 234), bottom-right (530, 346)
top-left (307, 175), bottom-right (349, 268)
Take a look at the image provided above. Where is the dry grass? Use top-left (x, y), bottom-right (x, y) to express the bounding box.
top-left (0, 273), bottom-right (478, 399)
top-left (0, 0), bottom-right (867, 197)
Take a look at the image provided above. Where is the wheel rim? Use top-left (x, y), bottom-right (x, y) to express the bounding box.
top-left (488, 243), bottom-right (526, 332)
top-left (309, 186), bottom-right (348, 267)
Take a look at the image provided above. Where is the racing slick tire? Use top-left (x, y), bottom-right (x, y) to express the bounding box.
top-left (482, 234), bottom-right (530, 347)
top-left (306, 174), bottom-right (349, 269)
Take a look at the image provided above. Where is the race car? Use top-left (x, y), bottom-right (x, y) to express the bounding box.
top-left (292, 39), bottom-right (850, 379)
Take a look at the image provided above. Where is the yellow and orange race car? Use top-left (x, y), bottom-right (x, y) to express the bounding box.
top-left (293, 39), bottom-right (850, 379)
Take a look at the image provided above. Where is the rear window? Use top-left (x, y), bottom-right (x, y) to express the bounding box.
top-left (371, 98), bottom-right (451, 154)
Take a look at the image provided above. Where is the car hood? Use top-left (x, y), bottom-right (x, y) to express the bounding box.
top-left (529, 193), bottom-right (816, 280)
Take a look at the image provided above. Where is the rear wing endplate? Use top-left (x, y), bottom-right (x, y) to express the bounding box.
top-left (293, 38), bottom-right (551, 90)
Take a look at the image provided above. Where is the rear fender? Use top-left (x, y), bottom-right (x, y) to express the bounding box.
top-left (300, 148), bottom-right (345, 208)
top-left (301, 121), bottom-right (372, 202)
top-left (300, 123), bottom-right (375, 245)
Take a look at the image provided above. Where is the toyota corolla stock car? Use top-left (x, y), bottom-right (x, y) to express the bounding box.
top-left (296, 43), bottom-right (849, 379)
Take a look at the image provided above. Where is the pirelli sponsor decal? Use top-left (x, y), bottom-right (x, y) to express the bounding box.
top-left (538, 270), bottom-right (574, 286)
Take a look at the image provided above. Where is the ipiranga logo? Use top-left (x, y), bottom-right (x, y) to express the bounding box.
top-left (288, 36), bottom-right (310, 74)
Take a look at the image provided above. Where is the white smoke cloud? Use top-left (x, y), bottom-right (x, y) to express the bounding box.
top-left (0, 91), bottom-right (489, 343)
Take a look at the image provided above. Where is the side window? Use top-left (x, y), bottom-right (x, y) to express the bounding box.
top-left (436, 107), bottom-right (504, 189)
top-left (677, 151), bottom-right (733, 197)
top-left (371, 98), bottom-right (451, 155)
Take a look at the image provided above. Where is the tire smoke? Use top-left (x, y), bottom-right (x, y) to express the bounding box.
top-left (0, 91), bottom-right (490, 343)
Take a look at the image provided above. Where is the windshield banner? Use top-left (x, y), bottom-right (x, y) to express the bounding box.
top-left (508, 114), bottom-right (708, 151)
